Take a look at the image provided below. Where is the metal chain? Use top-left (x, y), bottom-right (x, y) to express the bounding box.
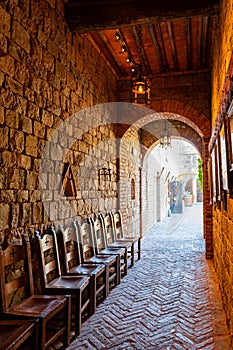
top-left (138, 25), bottom-right (143, 64)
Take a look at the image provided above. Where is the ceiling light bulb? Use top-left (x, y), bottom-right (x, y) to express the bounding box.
top-left (138, 85), bottom-right (143, 93)
top-left (115, 32), bottom-right (121, 40)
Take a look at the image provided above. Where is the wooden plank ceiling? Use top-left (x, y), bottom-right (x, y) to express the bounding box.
top-left (65, 0), bottom-right (219, 78)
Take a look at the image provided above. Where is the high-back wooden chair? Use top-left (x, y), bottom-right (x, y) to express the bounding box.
top-left (103, 212), bottom-right (135, 268)
top-left (91, 215), bottom-right (128, 283)
top-left (113, 210), bottom-right (141, 261)
top-left (35, 226), bottom-right (92, 338)
top-left (0, 319), bottom-right (37, 350)
top-left (56, 222), bottom-right (108, 313)
top-left (76, 219), bottom-right (119, 293)
top-left (0, 234), bottom-right (71, 350)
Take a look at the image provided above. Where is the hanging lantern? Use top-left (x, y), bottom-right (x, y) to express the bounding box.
top-left (131, 64), bottom-right (151, 106)
top-left (160, 120), bottom-right (171, 148)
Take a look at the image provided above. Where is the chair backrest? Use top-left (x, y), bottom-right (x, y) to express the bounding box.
top-left (57, 223), bottom-right (82, 274)
top-left (75, 220), bottom-right (95, 263)
top-left (103, 213), bottom-right (116, 245)
top-left (91, 216), bottom-right (107, 252)
top-left (35, 226), bottom-right (61, 290)
top-left (113, 211), bottom-right (124, 239)
top-left (0, 234), bottom-right (34, 314)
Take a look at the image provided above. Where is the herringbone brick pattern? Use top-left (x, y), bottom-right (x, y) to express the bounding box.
top-left (67, 204), bottom-right (230, 350)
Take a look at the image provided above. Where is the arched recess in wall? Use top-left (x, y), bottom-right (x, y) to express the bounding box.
top-left (117, 100), bottom-right (210, 241)
top-left (129, 172), bottom-right (136, 200)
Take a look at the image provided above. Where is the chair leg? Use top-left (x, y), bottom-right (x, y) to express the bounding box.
top-left (64, 296), bottom-right (71, 347)
top-left (138, 239), bottom-right (141, 260)
top-left (91, 275), bottom-right (97, 314)
top-left (40, 320), bottom-right (46, 350)
top-left (124, 249), bottom-right (128, 276)
top-left (116, 256), bottom-right (120, 285)
top-left (74, 292), bottom-right (82, 337)
top-left (131, 243), bottom-right (135, 267)
top-left (104, 265), bottom-right (110, 298)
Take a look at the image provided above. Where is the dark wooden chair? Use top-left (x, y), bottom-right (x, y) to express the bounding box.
top-left (35, 226), bottom-right (92, 339)
top-left (56, 222), bottom-right (108, 313)
top-left (91, 215), bottom-right (128, 283)
top-left (0, 234), bottom-right (71, 350)
top-left (76, 219), bottom-right (120, 294)
top-left (112, 211), bottom-right (141, 261)
top-left (103, 212), bottom-right (135, 268)
top-left (0, 319), bottom-right (37, 350)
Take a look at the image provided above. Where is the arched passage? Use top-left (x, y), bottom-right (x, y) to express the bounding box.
top-left (117, 100), bottom-right (212, 257)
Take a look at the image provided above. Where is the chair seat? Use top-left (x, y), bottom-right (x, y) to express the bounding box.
top-left (108, 241), bottom-right (132, 248)
top-left (88, 254), bottom-right (116, 265)
top-left (100, 247), bottom-right (126, 255)
top-left (117, 237), bottom-right (140, 243)
top-left (69, 263), bottom-right (105, 276)
top-left (45, 275), bottom-right (90, 292)
top-left (0, 319), bottom-right (36, 350)
top-left (6, 295), bottom-right (67, 318)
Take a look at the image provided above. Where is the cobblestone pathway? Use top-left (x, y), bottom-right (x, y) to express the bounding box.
top-left (67, 204), bottom-right (230, 350)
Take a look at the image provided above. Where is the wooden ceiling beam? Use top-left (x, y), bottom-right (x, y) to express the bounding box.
top-left (197, 17), bottom-right (203, 67)
top-left (65, 0), bottom-right (220, 32)
top-left (167, 21), bottom-right (179, 70)
top-left (148, 24), bottom-right (164, 72)
top-left (156, 23), bottom-right (169, 72)
top-left (201, 16), bottom-right (209, 67)
top-left (185, 18), bottom-right (192, 70)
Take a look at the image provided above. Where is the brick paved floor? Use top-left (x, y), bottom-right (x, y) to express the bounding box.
top-left (67, 203), bottom-right (230, 350)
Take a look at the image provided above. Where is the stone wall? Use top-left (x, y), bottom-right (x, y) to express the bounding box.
top-left (211, 0), bottom-right (233, 344)
top-left (0, 0), bottom-right (118, 244)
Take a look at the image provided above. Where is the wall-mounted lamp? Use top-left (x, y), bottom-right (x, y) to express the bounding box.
top-left (98, 167), bottom-right (112, 184)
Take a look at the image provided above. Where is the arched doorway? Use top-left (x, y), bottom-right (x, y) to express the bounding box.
top-left (117, 101), bottom-right (211, 257)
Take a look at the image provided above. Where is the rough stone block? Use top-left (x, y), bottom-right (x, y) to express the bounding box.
top-left (6, 76), bottom-right (23, 96)
top-left (26, 135), bottom-right (38, 157)
top-left (10, 129), bottom-right (24, 153)
top-left (32, 202), bottom-right (42, 224)
top-left (21, 116), bottom-right (33, 134)
top-left (26, 171), bottom-right (38, 190)
top-left (0, 126), bottom-right (8, 148)
top-left (11, 203), bottom-right (20, 228)
top-left (9, 168), bottom-right (25, 189)
top-left (18, 154), bottom-right (31, 170)
top-left (0, 6), bottom-right (11, 37)
top-left (5, 110), bottom-right (19, 129)
top-left (34, 120), bottom-right (46, 138)
top-left (12, 20), bottom-right (30, 54)
top-left (21, 203), bottom-right (32, 225)
top-left (0, 203), bottom-right (10, 230)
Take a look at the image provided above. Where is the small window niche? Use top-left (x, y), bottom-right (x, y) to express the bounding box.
top-left (60, 163), bottom-right (77, 199)
top-left (131, 178), bottom-right (136, 200)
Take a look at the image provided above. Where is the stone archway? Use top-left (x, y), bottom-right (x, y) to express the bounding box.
top-left (117, 100), bottom-right (212, 257)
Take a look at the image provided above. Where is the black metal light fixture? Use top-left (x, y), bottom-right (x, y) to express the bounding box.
top-left (160, 120), bottom-right (171, 148)
top-left (131, 63), bottom-right (151, 106)
top-left (115, 27), bottom-right (151, 106)
top-left (131, 26), bottom-right (151, 106)
top-left (98, 167), bottom-right (112, 185)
